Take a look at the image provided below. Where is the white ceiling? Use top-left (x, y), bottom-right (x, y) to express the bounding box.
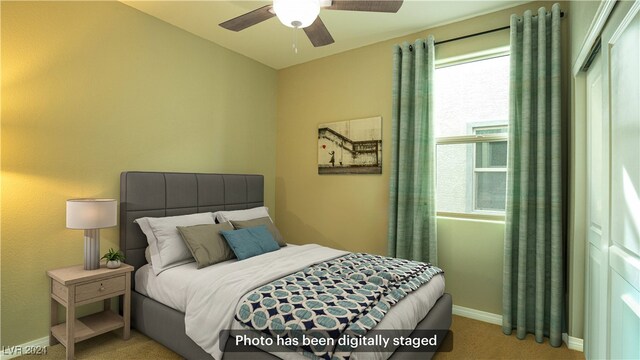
top-left (122, 1), bottom-right (530, 69)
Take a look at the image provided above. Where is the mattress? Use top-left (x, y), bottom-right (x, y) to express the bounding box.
top-left (135, 247), bottom-right (445, 360)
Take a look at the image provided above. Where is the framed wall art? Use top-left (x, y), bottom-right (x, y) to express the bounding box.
top-left (317, 116), bottom-right (382, 175)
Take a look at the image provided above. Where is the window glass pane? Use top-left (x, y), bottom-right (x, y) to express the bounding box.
top-left (476, 141), bottom-right (507, 168)
top-left (434, 56), bottom-right (510, 137)
top-left (435, 55), bottom-right (510, 216)
top-left (436, 143), bottom-right (473, 213)
top-left (475, 127), bottom-right (507, 135)
top-left (475, 172), bottom-right (507, 211)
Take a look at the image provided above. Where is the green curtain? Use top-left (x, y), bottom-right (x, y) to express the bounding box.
top-left (502, 4), bottom-right (564, 347)
top-left (388, 36), bottom-right (437, 265)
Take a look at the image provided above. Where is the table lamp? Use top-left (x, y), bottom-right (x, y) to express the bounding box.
top-left (66, 199), bottom-right (117, 270)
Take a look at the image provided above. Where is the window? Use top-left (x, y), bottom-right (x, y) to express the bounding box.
top-left (473, 126), bottom-right (507, 212)
top-left (434, 54), bottom-right (509, 219)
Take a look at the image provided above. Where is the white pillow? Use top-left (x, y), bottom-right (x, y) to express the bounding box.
top-left (136, 213), bottom-right (216, 275)
top-left (215, 206), bottom-right (271, 223)
top-left (144, 246), bottom-right (152, 265)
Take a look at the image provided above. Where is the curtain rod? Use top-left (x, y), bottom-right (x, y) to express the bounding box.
top-left (435, 11), bottom-right (565, 46)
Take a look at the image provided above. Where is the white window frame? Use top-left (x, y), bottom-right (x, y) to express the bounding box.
top-left (434, 49), bottom-right (510, 222)
top-left (436, 133), bottom-right (508, 221)
top-left (471, 125), bottom-right (508, 214)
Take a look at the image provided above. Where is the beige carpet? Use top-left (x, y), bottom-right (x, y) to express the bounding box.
top-left (433, 316), bottom-right (584, 360)
top-left (18, 316), bottom-right (584, 359)
top-left (15, 330), bottom-right (180, 360)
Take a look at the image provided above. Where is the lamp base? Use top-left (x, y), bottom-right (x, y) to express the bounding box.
top-left (84, 229), bottom-right (100, 270)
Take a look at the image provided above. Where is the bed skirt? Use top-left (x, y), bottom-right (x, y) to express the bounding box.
top-left (131, 291), bottom-right (453, 360)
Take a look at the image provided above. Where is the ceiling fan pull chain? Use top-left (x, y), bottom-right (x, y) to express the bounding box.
top-left (292, 27), bottom-right (299, 54)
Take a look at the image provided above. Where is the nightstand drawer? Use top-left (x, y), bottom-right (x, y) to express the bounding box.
top-left (75, 275), bottom-right (125, 303)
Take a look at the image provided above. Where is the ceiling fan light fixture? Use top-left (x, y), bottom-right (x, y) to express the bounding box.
top-left (273, 0), bottom-right (320, 29)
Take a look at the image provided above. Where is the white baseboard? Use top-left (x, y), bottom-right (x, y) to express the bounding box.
top-left (452, 304), bottom-right (503, 325)
top-left (452, 304), bottom-right (583, 352)
top-left (1, 336), bottom-right (49, 360)
top-left (562, 333), bottom-right (584, 352)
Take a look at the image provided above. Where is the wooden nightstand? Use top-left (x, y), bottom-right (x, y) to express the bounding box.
top-left (47, 263), bottom-right (133, 360)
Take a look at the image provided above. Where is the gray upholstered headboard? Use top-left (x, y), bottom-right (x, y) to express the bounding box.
top-left (119, 171), bottom-right (264, 285)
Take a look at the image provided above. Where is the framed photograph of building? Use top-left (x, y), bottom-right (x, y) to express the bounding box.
top-left (318, 116), bottom-right (382, 175)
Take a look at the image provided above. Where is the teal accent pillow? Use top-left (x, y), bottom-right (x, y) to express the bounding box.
top-left (220, 225), bottom-right (280, 260)
top-left (230, 217), bottom-right (286, 247)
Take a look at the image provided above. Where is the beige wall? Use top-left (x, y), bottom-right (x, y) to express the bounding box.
top-left (277, 0), bottom-right (571, 324)
top-left (570, 0), bottom-right (602, 66)
top-left (437, 217), bottom-right (505, 314)
top-left (1, 1), bottom-right (277, 346)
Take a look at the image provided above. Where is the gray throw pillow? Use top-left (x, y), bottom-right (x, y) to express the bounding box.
top-left (176, 222), bottom-right (235, 268)
top-left (230, 217), bottom-right (286, 247)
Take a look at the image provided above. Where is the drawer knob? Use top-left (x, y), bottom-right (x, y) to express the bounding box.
top-left (99, 286), bottom-right (105, 291)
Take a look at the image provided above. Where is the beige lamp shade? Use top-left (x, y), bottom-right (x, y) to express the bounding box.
top-left (66, 199), bottom-right (117, 229)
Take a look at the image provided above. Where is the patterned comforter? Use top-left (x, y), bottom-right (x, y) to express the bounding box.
top-left (235, 253), bottom-right (444, 359)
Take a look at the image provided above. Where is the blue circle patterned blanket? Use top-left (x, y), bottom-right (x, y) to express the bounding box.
top-left (235, 253), bottom-right (444, 359)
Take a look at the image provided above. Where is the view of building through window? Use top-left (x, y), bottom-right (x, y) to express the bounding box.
top-left (434, 55), bottom-right (510, 215)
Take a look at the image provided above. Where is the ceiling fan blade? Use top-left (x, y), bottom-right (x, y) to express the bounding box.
top-left (304, 17), bottom-right (335, 47)
top-left (326, 0), bottom-right (403, 13)
top-left (219, 5), bottom-right (276, 32)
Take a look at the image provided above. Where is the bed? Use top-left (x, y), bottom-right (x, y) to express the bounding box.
top-left (119, 171), bottom-right (452, 360)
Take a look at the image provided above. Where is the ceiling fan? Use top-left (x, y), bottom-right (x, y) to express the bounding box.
top-left (219, 0), bottom-right (404, 47)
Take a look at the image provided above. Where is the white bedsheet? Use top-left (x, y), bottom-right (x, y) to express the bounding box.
top-left (136, 262), bottom-right (194, 312)
top-left (135, 244), bottom-right (445, 360)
